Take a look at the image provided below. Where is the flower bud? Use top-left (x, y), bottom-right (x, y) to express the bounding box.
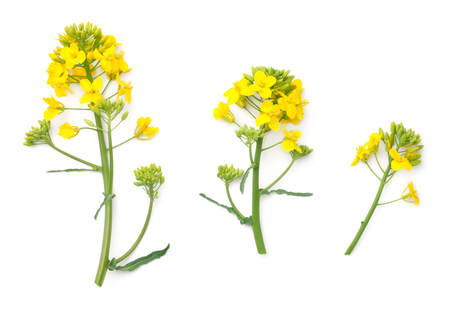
top-left (410, 160), bottom-right (421, 167)
top-left (400, 134), bottom-right (406, 145)
top-left (389, 134), bottom-right (394, 148)
top-left (121, 111), bottom-right (129, 121)
top-left (49, 53), bottom-right (64, 64)
top-left (282, 70), bottom-right (290, 78)
top-left (273, 69), bottom-right (281, 77)
top-left (244, 74), bottom-right (254, 83)
top-left (390, 121), bottom-right (396, 134)
top-left (94, 28), bottom-right (102, 39)
top-left (284, 75), bottom-right (294, 84)
top-left (278, 83), bottom-right (290, 91)
top-left (268, 67), bottom-right (274, 75)
top-left (84, 119), bottom-right (95, 127)
top-left (81, 31), bottom-right (86, 40)
top-left (78, 22), bottom-right (84, 30)
top-left (379, 128), bottom-right (384, 140)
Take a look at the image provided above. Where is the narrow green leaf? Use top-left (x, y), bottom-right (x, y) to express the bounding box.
top-left (199, 193), bottom-right (252, 226)
top-left (260, 189), bottom-right (313, 197)
top-left (115, 244), bottom-right (170, 271)
top-left (94, 192), bottom-right (116, 220)
top-left (240, 164), bottom-right (255, 194)
top-left (47, 168), bottom-right (97, 173)
top-left (199, 193), bottom-right (234, 214)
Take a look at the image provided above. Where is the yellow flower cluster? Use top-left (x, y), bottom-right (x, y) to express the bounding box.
top-left (213, 66), bottom-right (308, 153)
top-left (42, 22), bottom-right (135, 140)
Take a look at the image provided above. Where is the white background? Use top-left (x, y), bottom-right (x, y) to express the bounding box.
top-left (1, 0), bottom-right (449, 311)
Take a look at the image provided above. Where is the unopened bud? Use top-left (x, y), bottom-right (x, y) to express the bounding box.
top-left (94, 28), bottom-right (102, 39)
top-left (244, 74), bottom-right (254, 83)
top-left (410, 160), bottom-right (421, 167)
top-left (121, 111), bottom-right (129, 121)
top-left (390, 121), bottom-right (396, 134)
top-left (49, 53), bottom-right (64, 64)
top-left (282, 70), bottom-right (290, 78)
top-left (84, 119), bottom-right (95, 127)
top-left (284, 75), bottom-right (294, 84)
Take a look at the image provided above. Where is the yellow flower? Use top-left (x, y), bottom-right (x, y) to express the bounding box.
top-left (255, 100), bottom-right (281, 131)
top-left (79, 77), bottom-right (103, 104)
top-left (134, 117), bottom-right (159, 139)
top-left (93, 46), bottom-right (116, 73)
top-left (58, 122), bottom-right (79, 139)
top-left (389, 149), bottom-right (412, 171)
top-left (289, 79), bottom-right (303, 100)
top-left (43, 96), bottom-right (64, 121)
top-left (47, 62), bottom-right (73, 97)
top-left (107, 51), bottom-right (131, 78)
top-left (402, 182), bottom-right (419, 205)
top-left (277, 91), bottom-right (300, 119)
top-left (213, 102), bottom-right (234, 123)
top-left (116, 74), bottom-right (132, 104)
top-left (223, 77), bottom-right (254, 105)
top-left (104, 35), bottom-right (122, 47)
top-left (252, 71), bottom-right (276, 98)
top-left (60, 43), bottom-right (86, 69)
top-left (351, 145), bottom-right (370, 166)
top-left (281, 125), bottom-right (302, 153)
top-left (367, 133), bottom-right (382, 152)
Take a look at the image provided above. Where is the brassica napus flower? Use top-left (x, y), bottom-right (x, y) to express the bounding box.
top-left (60, 43), bottom-right (86, 69)
top-left (43, 96), bottom-right (64, 121)
top-left (57, 122), bottom-right (79, 139)
top-left (252, 71), bottom-right (276, 99)
top-left (389, 149), bottom-right (412, 171)
top-left (402, 182), bottom-right (419, 205)
top-left (79, 77), bottom-right (103, 104)
top-left (351, 145), bottom-right (370, 166)
top-left (367, 133), bottom-right (382, 152)
top-left (278, 91), bottom-right (300, 119)
top-left (134, 117), bottom-right (159, 139)
top-left (281, 126), bottom-right (302, 153)
top-left (47, 62), bottom-right (73, 97)
top-left (213, 102), bottom-right (234, 123)
top-left (116, 74), bottom-right (132, 104)
top-left (255, 100), bottom-right (281, 131)
top-left (93, 46), bottom-right (116, 73)
top-left (405, 146), bottom-right (419, 159)
top-left (223, 77), bottom-right (254, 105)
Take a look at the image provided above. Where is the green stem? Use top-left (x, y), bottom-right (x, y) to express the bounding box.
top-left (225, 183), bottom-right (246, 222)
top-left (249, 145), bottom-right (254, 164)
top-left (106, 92), bottom-right (118, 100)
top-left (244, 106), bottom-right (256, 118)
top-left (261, 141), bottom-right (282, 152)
top-left (64, 108), bottom-right (90, 111)
top-left (47, 142), bottom-right (101, 171)
top-left (102, 78), bottom-right (112, 95)
top-left (233, 121), bottom-right (242, 128)
top-left (263, 158), bottom-right (295, 191)
top-left (108, 136), bottom-right (135, 150)
top-left (345, 163), bottom-right (392, 255)
top-left (85, 63), bottom-right (113, 287)
top-left (378, 198), bottom-right (402, 205)
top-left (374, 153), bottom-right (384, 173)
top-left (115, 200), bottom-right (154, 264)
top-left (252, 137), bottom-right (266, 254)
top-left (365, 162), bottom-right (381, 181)
top-left (383, 172), bottom-right (395, 185)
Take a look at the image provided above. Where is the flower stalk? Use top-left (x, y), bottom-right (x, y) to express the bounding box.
top-left (252, 137), bottom-right (266, 254)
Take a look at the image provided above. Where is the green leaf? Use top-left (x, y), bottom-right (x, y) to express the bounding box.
top-left (47, 168), bottom-right (97, 173)
top-left (240, 163), bottom-right (255, 194)
top-left (199, 193), bottom-right (234, 214)
top-left (260, 189), bottom-right (313, 197)
top-left (115, 244), bottom-right (170, 271)
top-left (199, 193), bottom-right (252, 225)
top-left (242, 216), bottom-right (253, 225)
top-left (94, 192), bottom-right (116, 220)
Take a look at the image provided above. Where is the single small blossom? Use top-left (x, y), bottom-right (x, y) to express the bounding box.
top-left (213, 102), bottom-right (234, 123)
top-left (403, 182), bottom-right (419, 205)
top-left (223, 77), bottom-right (254, 105)
top-left (116, 74), bottom-right (132, 104)
top-left (281, 125), bottom-right (302, 153)
top-left (58, 122), bottom-right (79, 139)
top-left (351, 145), bottom-right (370, 166)
top-left (134, 117), bottom-right (159, 139)
top-left (255, 100), bottom-right (281, 131)
top-left (278, 91), bottom-right (301, 119)
top-left (389, 149), bottom-right (412, 171)
top-left (47, 62), bottom-right (73, 97)
top-left (367, 133), bottom-right (382, 152)
top-left (252, 71), bottom-right (276, 99)
top-left (79, 77), bottom-right (103, 104)
top-left (93, 46), bottom-right (116, 73)
top-left (43, 95), bottom-right (64, 121)
top-left (60, 43), bottom-right (86, 69)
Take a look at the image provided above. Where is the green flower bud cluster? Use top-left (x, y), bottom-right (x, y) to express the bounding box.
top-left (89, 99), bottom-right (126, 119)
top-left (133, 164), bottom-right (165, 199)
top-left (383, 122), bottom-right (423, 152)
top-left (235, 125), bottom-right (265, 146)
top-left (248, 66), bottom-right (297, 93)
top-left (290, 145), bottom-right (314, 161)
top-left (217, 164), bottom-right (244, 184)
top-left (23, 120), bottom-right (51, 146)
